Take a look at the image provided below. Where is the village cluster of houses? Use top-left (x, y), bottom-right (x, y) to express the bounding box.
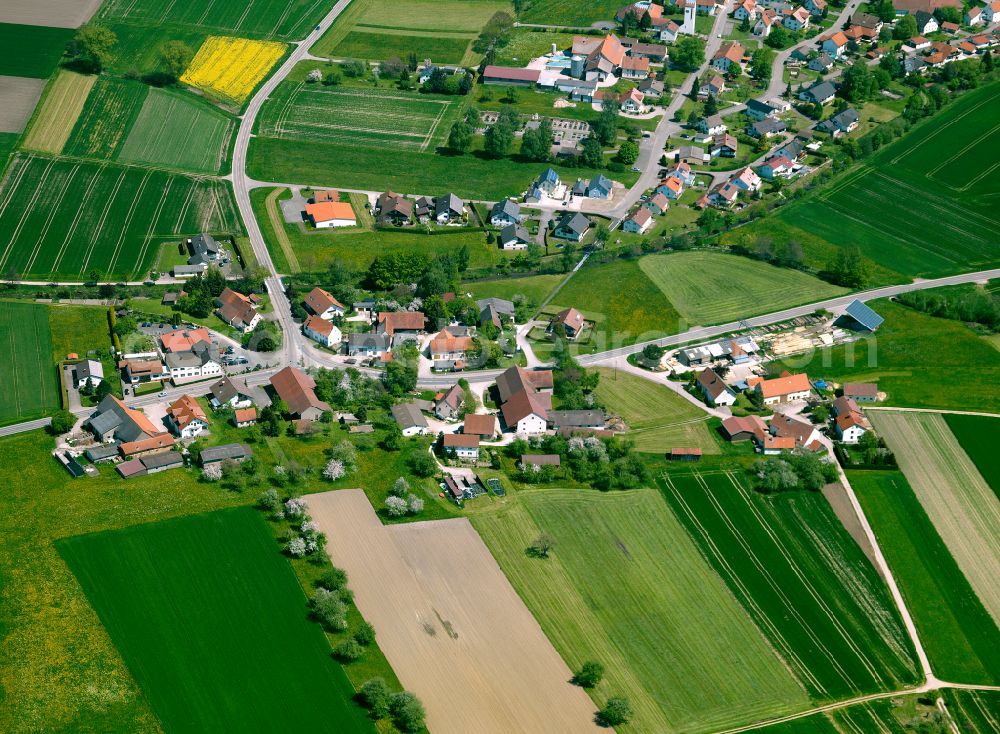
top-left (372, 190), bottom-right (467, 227)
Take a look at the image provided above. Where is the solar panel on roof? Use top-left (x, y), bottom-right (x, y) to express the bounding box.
top-left (844, 299), bottom-right (884, 331)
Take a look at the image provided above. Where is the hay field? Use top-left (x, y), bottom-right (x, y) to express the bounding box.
top-left (660, 471), bottom-right (919, 701)
top-left (869, 411), bottom-right (1000, 628)
top-left (22, 71), bottom-right (95, 154)
top-left (638, 252), bottom-right (846, 327)
top-left (593, 367), bottom-right (719, 453)
top-left (0, 302), bottom-right (59, 424)
top-left (308, 489), bottom-right (600, 734)
top-left (0, 76), bottom-right (46, 134)
top-left (0, 0), bottom-right (101, 27)
top-left (57, 507), bottom-right (373, 732)
top-left (474, 488), bottom-right (810, 733)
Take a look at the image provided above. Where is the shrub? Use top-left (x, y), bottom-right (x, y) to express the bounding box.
top-left (201, 463), bottom-right (223, 482)
top-left (389, 477), bottom-right (410, 498)
top-left (354, 621), bottom-right (376, 646)
top-left (389, 691), bottom-right (426, 733)
top-left (359, 678), bottom-right (391, 719)
top-left (319, 566), bottom-right (348, 591)
top-left (310, 588), bottom-right (348, 631)
top-left (385, 495), bottom-right (408, 517)
top-left (323, 459), bottom-right (345, 481)
top-left (406, 494), bottom-right (424, 515)
top-left (333, 637), bottom-right (364, 662)
top-left (285, 536), bottom-right (307, 557)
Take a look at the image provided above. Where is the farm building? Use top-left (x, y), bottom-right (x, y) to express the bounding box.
top-left (670, 447), bottom-right (703, 461)
top-left (201, 443), bottom-right (254, 466)
top-left (747, 372), bottom-right (812, 405)
top-left (843, 382), bottom-right (879, 402)
top-left (269, 366), bottom-right (331, 421)
top-left (464, 413), bottom-right (499, 439)
top-left (841, 300), bottom-right (884, 332)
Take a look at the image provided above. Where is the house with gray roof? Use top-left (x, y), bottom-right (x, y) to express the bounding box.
top-left (391, 402), bottom-right (429, 436)
top-left (547, 410), bottom-right (605, 430)
top-left (816, 108), bottom-right (859, 136)
top-left (587, 174), bottom-right (614, 199)
top-left (553, 212), bottom-right (591, 242)
top-left (747, 117), bottom-right (788, 138)
top-left (798, 80), bottom-right (837, 105)
top-left (499, 223), bottom-right (531, 250)
top-left (435, 193), bottom-right (465, 224)
top-left (490, 199), bottom-right (522, 226)
top-left (346, 332), bottom-right (391, 357)
top-left (187, 233), bottom-right (220, 266)
top-left (201, 443), bottom-right (253, 466)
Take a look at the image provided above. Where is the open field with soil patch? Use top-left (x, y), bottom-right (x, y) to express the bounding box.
top-left (0, 75), bottom-right (46, 134)
top-left (0, 0), bottom-right (101, 27)
top-left (0, 154), bottom-right (241, 280)
top-left (943, 413), bottom-right (1000, 500)
top-left (638, 252), bottom-right (847, 327)
top-left (21, 70), bottom-right (95, 154)
top-left (57, 507), bottom-right (373, 733)
top-left (593, 367), bottom-right (719, 453)
top-left (851, 470), bottom-right (1000, 684)
top-left (308, 489), bottom-right (599, 734)
top-left (0, 302), bottom-right (59, 424)
top-left (0, 23), bottom-right (73, 78)
top-left (770, 300), bottom-right (1000, 412)
top-left (474, 488), bottom-right (809, 733)
top-left (869, 411), bottom-right (1000, 629)
top-left (659, 471), bottom-right (919, 701)
top-left (98, 0), bottom-right (327, 39)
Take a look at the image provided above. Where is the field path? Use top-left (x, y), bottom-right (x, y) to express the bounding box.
top-left (307, 489), bottom-right (601, 734)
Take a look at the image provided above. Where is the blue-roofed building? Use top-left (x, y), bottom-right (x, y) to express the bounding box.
top-left (536, 167), bottom-right (561, 194)
top-left (843, 299), bottom-right (884, 332)
top-left (587, 174), bottom-right (613, 199)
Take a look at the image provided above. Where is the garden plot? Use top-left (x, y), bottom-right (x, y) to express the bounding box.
top-left (261, 84), bottom-right (455, 151)
top-left (869, 411), bottom-right (1000, 628)
top-left (308, 489), bottom-right (600, 734)
top-left (0, 76), bottom-right (45, 134)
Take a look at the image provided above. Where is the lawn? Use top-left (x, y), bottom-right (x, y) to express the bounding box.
top-left (516, 0), bottom-right (626, 25)
top-left (21, 70), bottom-right (95, 155)
top-left (248, 135), bottom-right (638, 200)
top-left (355, 0), bottom-right (509, 32)
top-left (747, 83), bottom-right (1000, 281)
top-left (473, 488), bottom-right (810, 733)
top-left (48, 303), bottom-right (112, 361)
top-left (544, 257), bottom-right (682, 349)
top-left (593, 367), bottom-right (719, 453)
top-left (850, 470), bottom-right (1000, 685)
top-left (637, 251), bottom-right (847, 327)
top-left (0, 154), bottom-right (242, 280)
top-left (868, 411), bottom-right (1000, 629)
top-left (0, 23), bottom-right (73, 78)
top-left (327, 29), bottom-right (473, 63)
top-left (464, 272), bottom-right (564, 308)
top-left (97, 0), bottom-right (329, 39)
top-left (943, 414), bottom-right (1000, 500)
top-left (659, 471), bottom-right (920, 701)
top-left (116, 87), bottom-right (234, 173)
top-left (0, 302), bottom-right (59, 424)
top-left (492, 29), bottom-right (579, 65)
top-left (770, 300), bottom-right (1000, 413)
top-left (57, 508), bottom-right (373, 732)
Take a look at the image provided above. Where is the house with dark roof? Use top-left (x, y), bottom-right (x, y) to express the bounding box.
top-left (553, 212), bottom-right (591, 242)
top-left (86, 395), bottom-right (159, 444)
top-left (745, 98), bottom-right (778, 121)
top-left (696, 368), bottom-right (737, 407)
top-left (816, 108), bottom-right (859, 136)
top-left (201, 443), bottom-right (254, 466)
top-left (799, 80), bottom-right (837, 105)
top-left (391, 402), bottom-right (429, 436)
top-left (476, 297), bottom-right (515, 326)
top-left (747, 117), bottom-right (788, 138)
top-left (490, 199), bottom-right (522, 226)
top-left (588, 174), bottom-right (614, 199)
top-left (547, 410), bottom-right (605, 430)
top-left (187, 233), bottom-right (220, 266)
top-left (74, 359), bottom-right (104, 389)
top-left (499, 223), bottom-right (531, 250)
top-left (376, 191), bottom-right (413, 225)
top-left (435, 193), bottom-right (465, 224)
top-left (346, 332), bottom-right (391, 357)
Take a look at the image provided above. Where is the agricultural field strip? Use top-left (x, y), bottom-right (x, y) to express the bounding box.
top-left (101, 0), bottom-right (324, 38)
top-left (869, 411), bottom-right (1000, 628)
top-left (924, 122), bottom-right (1000, 182)
top-left (888, 91), bottom-right (997, 169)
top-left (951, 690), bottom-right (1000, 732)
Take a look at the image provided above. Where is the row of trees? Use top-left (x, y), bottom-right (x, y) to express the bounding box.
top-left (753, 449), bottom-right (840, 493)
top-left (70, 24), bottom-right (193, 86)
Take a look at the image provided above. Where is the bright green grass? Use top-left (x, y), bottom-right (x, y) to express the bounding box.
top-left (98, 0), bottom-right (329, 39)
top-left (0, 302), bottom-right (58, 423)
top-left (248, 135), bottom-right (638, 200)
top-left (659, 471), bottom-right (920, 701)
top-left (592, 367), bottom-right (719, 453)
top-left (637, 251), bottom-right (847, 327)
top-left (516, 0), bottom-right (628, 25)
top-left (944, 414), bottom-right (1000, 500)
top-left (0, 154), bottom-right (241, 280)
top-left (492, 29), bottom-right (579, 65)
top-left (117, 87), bottom-right (234, 173)
top-left (850, 470), bottom-right (1000, 684)
top-left (770, 300), bottom-right (1000, 413)
top-left (48, 304), bottom-right (111, 361)
top-left (0, 23), bottom-right (73, 78)
top-left (357, 0), bottom-right (509, 32)
top-left (57, 508), bottom-right (373, 732)
top-left (464, 272), bottom-right (564, 308)
top-left (328, 29), bottom-right (472, 63)
top-left (473, 488), bottom-right (809, 733)
top-left (545, 257), bottom-right (681, 348)
top-left (103, 24), bottom-right (211, 78)
top-left (63, 77), bottom-right (148, 160)
top-left (942, 689), bottom-right (1000, 732)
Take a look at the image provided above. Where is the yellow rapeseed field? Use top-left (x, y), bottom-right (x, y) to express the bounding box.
top-left (181, 36), bottom-right (285, 104)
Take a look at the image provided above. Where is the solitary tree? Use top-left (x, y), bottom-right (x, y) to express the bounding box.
top-left (599, 697), bottom-right (634, 726)
top-left (389, 691), bottom-right (426, 733)
top-left (529, 534), bottom-right (556, 558)
top-left (573, 660), bottom-right (605, 688)
top-left (70, 24), bottom-right (117, 73)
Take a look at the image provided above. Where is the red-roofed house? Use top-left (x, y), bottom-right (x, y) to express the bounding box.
top-left (304, 287), bottom-right (345, 320)
top-left (305, 201), bottom-right (356, 228)
top-left (747, 372), bottom-right (811, 405)
top-left (550, 307), bottom-right (586, 339)
top-left (303, 314), bottom-right (342, 348)
top-left (166, 394), bottom-right (209, 438)
top-left (270, 366), bottom-right (331, 420)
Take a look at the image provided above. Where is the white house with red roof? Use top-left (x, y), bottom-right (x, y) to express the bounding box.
top-left (747, 372), bottom-right (811, 405)
top-left (303, 315), bottom-right (342, 348)
top-left (304, 287), bottom-right (345, 320)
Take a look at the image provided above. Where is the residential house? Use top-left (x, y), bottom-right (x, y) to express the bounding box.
top-left (391, 402), bottom-right (429, 436)
top-left (712, 41), bottom-right (745, 72)
top-left (677, 145), bottom-right (709, 164)
top-left (496, 365), bottom-right (553, 435)
top-left (773, 137), bottom-right (804, 160)
top-left (623, 207), bottom-right (654, 234)
top-left (816, 107), bottom-right (859, 136)
top-left (745, 98), bottom-right (778, 120)
top-left (843, 382), bottom-right (878, 402)
top-left (809, 52), bottom-right (835, 71)
top-left (553, 212), bottom-right (591, 241)
top-left (665, 160), bottom-right (697, 185)
top-left (201, 443), bottom-right (253, 466)
top-left (748, 371), bottom-right (811, 405)
top-left (86, 395), bottom-right (160, 444)
top-left (375, 191), bottom-right (412, 225)
top-left (305, 201), bottom-right (356, 228)
top-left (769, 413), bottom-right (822, 450)
top-left (696, 367), bottom-right (737, 407)
top-left (413, 196), bottom-right (434, 223)
top-left (521, 454), bottom-right (561, 468)
top-left (435, 193), bottom-right (465, 224)
top-left (620, 87), bottom-right (646, 113)
top-left (165, 394), bottom-right (208, 438)
top-left (804, 0), bottom-right (826, 16)
top-left (429, 329), bottom-right (474, 370)
top-left (637, 78), bottom-right (665, 98)
top-left (965, 6), bottom-right (984, 25)
top-left (476, 297), bottom-right (515, 325)
top-left (346, 332), bottom-right (391, 358)
top-left (799, 80), bottom-right (836, 105)
top-left (850, 11), bottom-right (882, 32)
top-left (698, 74), bottom-right (726, 99)
top-left (734, 0), bottom-right (758, 21)
top-left (214, 288), bottom-right (261, 333)
top-left (74, 359), bottom-right (104, 389)
top-left (377, 311), bottom-right (426, 346)
top-left (914, 10), bottom-right (938, 33)
top-left (164, 342), bottom-right (223, 382)
top-left (711, 133), bottom-right (739, 157)
top-left (783, 6), bottom-right (811, 30)
top-left (160, 327), bottom-right (211, 353)
top-left (482, 65), bottom-right (541, 86)
top-left (550, 307), bottom-right (586, 339)
top-left (435, 384), bottom-right (465, 420)
top-left (463, 413), bottom-right (499, 439)
top-left (490, 199), bottom-right (523, 227)
top-left (304, 314), bottom-right (342, 348)
top-left (657, 175), bottom-right (685, 200)
top-left (836, 411), bottom-right (869, 443)
top-left (588, 174), bottom-right (614, 199)
top-left (304, 287), bottom-right (345, 320)
top-left (644, 192), bottom-right (670, 215)
top-left (731, 166), bottom-right (762, 191)
top-left (705, 180), bottom-right (741, 207)
top-left (209, 376), bottom-right (254, 409)
top-left (187, 233), bottom-right (220, 266)
top-left (721, 414), bottom-right (768, 442)
top-left (535, 167), bottom-right (561, 195)
top-left (443, 432), bottom-right (480, 460)
top-left (697, 114), bottom-right (726, 135)
top-left (621, 56), bottom-right (651, 79)
top-left (269, 366), bottom-right (330, 420)
top-left (499, 223), bottom-right (532, 250)
top-left (754, 9), bottom-right (777, 36)
top-left (759, 154), bottom-right (796, 179)
top-left (121, 358), bottom-right (168, 385)
top-left (656, 19), bottom-right (681, 43)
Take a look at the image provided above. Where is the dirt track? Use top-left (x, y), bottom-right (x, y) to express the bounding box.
top-left (0, 0), bottom-right (101, 27)
top-left (307, 490), bottom-right (601, 734)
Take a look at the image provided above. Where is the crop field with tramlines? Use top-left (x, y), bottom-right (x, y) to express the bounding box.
top-left (944, 689), bottom-right (1000, 732)
top-left (0, 302), bottom-right (59, 424)
top-left (98, 0), bottom-right (329, 39)
top-left (258, 82), bottom-right (458, 151)
top-left (774, 82), bottom-right (1000, 279)
top-left (0, 155), bottom-right (241, 279)
top-left (658, 471), bottom-right (920, 701)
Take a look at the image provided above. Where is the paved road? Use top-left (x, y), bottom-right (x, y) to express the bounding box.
top-left (577, 267), bottom-right (1000, 365)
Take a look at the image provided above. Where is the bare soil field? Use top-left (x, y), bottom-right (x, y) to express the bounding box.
top-left (22, 71), bottom-right (95, 154)
top-left (870, 411), bottom-right (1000, 627)
top-left (0, 76), bottom-right (45, 133)
top-left (307, 490), bottom-right (600, 734)
top-left (0, 0), bottom-right (101, 27)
